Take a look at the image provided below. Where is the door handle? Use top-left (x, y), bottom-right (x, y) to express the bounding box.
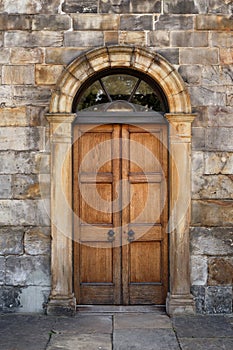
top-left (107, 229), bottom-right (115, 242)
top-left (127, 229), bottom-right (135, 243)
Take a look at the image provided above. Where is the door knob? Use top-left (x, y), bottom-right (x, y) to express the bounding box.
top-left (107, 229), bottom-right (115, 242)
top-left (127, 229), bottom-right (135, 242)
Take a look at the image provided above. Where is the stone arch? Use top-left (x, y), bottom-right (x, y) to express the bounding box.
top-left (49, 46), bottom-right (191, 114)
top-left (46, 45), bottom-right (196, 316)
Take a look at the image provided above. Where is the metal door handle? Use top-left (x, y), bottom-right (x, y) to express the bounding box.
top-left (107, 229), bottom-right (115, 242)
top-left (127, 229), bottom-right (135, 242)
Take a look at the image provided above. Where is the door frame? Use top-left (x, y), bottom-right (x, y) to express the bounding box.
top-left (45, 46), bottom-right (196, 316)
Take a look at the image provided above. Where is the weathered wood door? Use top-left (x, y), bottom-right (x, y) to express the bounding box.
top-left (73, 123), bottom-right (168, 305)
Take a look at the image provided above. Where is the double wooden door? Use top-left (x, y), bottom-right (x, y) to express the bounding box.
top-left (73, 123), bottom-right (168, 305)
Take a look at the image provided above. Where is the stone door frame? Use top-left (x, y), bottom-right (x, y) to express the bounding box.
top-left (45, 46), bottom-right (196, 315)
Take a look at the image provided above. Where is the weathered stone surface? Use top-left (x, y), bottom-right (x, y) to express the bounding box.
top-left (0, 86), bottom-right (13, 105)
top-left (13, 86), bottom-right (51, 105)
top-left (0, 107), bottom-right (27, 127)
top-left (26, 106), bottom-right (48, 127)
top-left (35, 65), bottom-right (64, 85)
top-left (119, 31), bottom-right (146, 45)
top-left (192, 200), bottom-right (233, 226)
top-left (64, 31), bottom-right (104, 47)
top-left (189, 86), bottom-right (225, 107)
top-left (5, 31), bottom-right (63, 48)
top-left (6, 255), bottom-right (50, 286)
top-left (191, 255), bottom-right (208, 285)
top-left (0, 200), bottom-right (50, 226)
top-left (0, 257), bottom-right (5, 284)
top-left (0, 0), bottom-right (60, 14)
top-left (0, 286), bottom-right (21, 311)
top-left (120, 15), bottom-right (152, 30)
top-left (202, 65), bottom-right (233, 86)
top-left (178, 65), bottom-right (201, 85)
top-left (0, 151), bottom-right (38, 174)
top-left (180, 48), bottom-right (219, 64)
top-left (24, 227), bottom-right (51, 255)
top-left (179, 338), bottom-right (233, 350)
top-left (130, 0), bottom-right (161, 13)
top-left (73, 14), bottom-right (119, 30)
top-left (190, 227), bottom-right (233, 255)
top-left (12, 174), bottom-right (40, 199)
top-left (208, 258), bottom-right (233, 286)
top-left (0, 33), bottom-right (3, 47)
top-left (192, 174), bottom-right (233, 199)
top-left (210, 32), bottom-right (233, 47)
top-left (196, 14), bottom-right (233, 30)
top-left (0, 49), bottom-right (10, 64)
top-left (206, 128), bottom-right (233, 151)
top-left (53, 315), bottom-right (112, 334)
top-left (220, 48), bottom-right (233, 64)
top-left (114, 314), bottom-right (172, 329)
top-left (192, 127), bottom-right (205, 150)
top-left (156, 48), bottom-right (179, 64)
top-left (32, 15), bottom-right (71, 31)
top-left (192, 106), bottom-right (209, 127)
top-left (0, 127), bottom-right (42, 151)
top-left (100, 0), bottom-right (130, 14)
top-left (0, 175), bottom-right (11, 199)
top-left (45, 48), bottom-right (85, 64)
top-left (62, 0), bottom-right (98, 13)
top-left (2, 65), bottom-right (34, 85)
top-left (0, 14), bottom-right (31, 30)
top-left (154, 15), bottom-right (194, 30)
top-left (19, 286), bottom-right (50, 312)
top-left (10, 48), bottom-right (43, 64)
top-left (0, 227), bottom-right (24, 255)
top-left (48, 333), bottom-right (112, 350)
top-left (208, 0), bottom-right (233, 14)
top-left (171, 31), bottom-right (208, 47)
top-left (148, 30), bottom-right (170, 47)
top-left (204, 152), bottom-right (233, 174)
top-left (104, 31), bottom-right (119, 45)
top-left (164, 0), bottom-right (204, 14)
top-left (191, 285), bottom-right (206, 313)
top-left (205, 286), bottom-right (232, 314)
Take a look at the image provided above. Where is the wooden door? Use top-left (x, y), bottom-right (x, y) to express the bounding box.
top-left (73, 123), bottom-right (168, 305)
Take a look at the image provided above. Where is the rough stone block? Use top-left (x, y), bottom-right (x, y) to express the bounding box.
top-left (0, 127), bottom-right (42, 151)
top-left (12, 174), bottom-right (40, 199)
top-left (0, 49), bottom-right (10, 64)
top-left (24, 227), bottom-right (51, 255)
top-left (6, 255), bottom-right (50, 286)
top-left (2, 65), bottom-right (34, 85)
top-left (205, 286), bottom-right (232, 314)
top-left (191, 286), bottom-right (206, 314)
top-left (192, 151), bottom-right (204, 175)
top-left (192, 127), bottom-right (205, 150)
top-left (0, 14), bottom-right (31, 30)
top-left (120, 15), bottom-right (152, 30)
top-left (208, 0), bottom-right (233, 14)
top-left (119, 31), bottom-right (146, 45)
top-left (100, 0), bottom-right (130, 14)
top-left (130, 0), bottom-right (161, 13)
top-left (104, 31), bottom-right (119, 45)
top-left (0, 86), bottom-right (13, 105)
top-left (19, 286), bottom-right (50, 312)
top-left (0, 175), bottom-right (11, 199)
top-left (0, 257), bottom-right (5, 284)
top-left (45, 48), bottom-right (85, 65)
top-left (189, 87), bottom-right (225, 107)
top-left (180, 48), bottom-right (219, 64)
top-left (192, 107), bottom-right (209, 127)
top-left (192, 174), bottom-right (233, 199)
top-left (208, 258), bottom-right (233, 286)
top-left (32, 15), bottom-right (71, 31)
top-left (226, 92), bottom-right (233, 107)
top-left (26, 106), bottom-right (48, 127)
top-left (191, 255), bottom-right (208, 285)
top-left (35, 65), bottom-right (64, 85)
top-left (0, 107), bottom-right (27, 127)
top-left (148, 30), bottom-right (170, 47)
top-left (10, 48), bottom-right (43, 64)
top-left (155, 48), bottom-right (179, 64)
top-left (178, 65), bottom-right (201, 85)
top-left (202, 65), bottom-right (233, 86)
top-left (13, 86), bottom-right (51, 105)
top-left (1, 0), bottom-right (60, 14)
top-left (62, 0), bottom-right (98, 13)
top-left (0, 286), bottom-right (22, 311)
top-left (5, 31), bottom-right (63, 48)
top-left (0, 227), bottom-right (24, 255)
top-left (0, 200), bottom-right (50, 226)
top-left (192, 200), bottom-right (233, 226)
top-left (64, 31), bottom-right (104, 47)
top-left (196, 14), bottom-right (233, 30)
top-left (190, 227), bottom-right (233, 255)
top-left (210, 32), bottom-right (233, 47)
top-left (0, 33), bottom-right (3, 47)
top-left (220, 48), bottom-right (233, 64)
top-left (206, 128), bottom-right (233, 151)
top-left (204, 152), bottom-right (233, 174)
top-left (154, 15), bottom-right (193, 30)
top-left (171, 31), bottom-right (208, 47)
top-left (73, 14), bottom-right (119, 30)
top-left (0, 151), bottom-right (38, 175)
top-left (164, 0), bottom-right (204, 14)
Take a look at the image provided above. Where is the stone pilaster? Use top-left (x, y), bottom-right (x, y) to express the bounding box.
top-left (165, 113), bottom-right (196, 315)
top-left (45, 113), bottom-right (76, 315)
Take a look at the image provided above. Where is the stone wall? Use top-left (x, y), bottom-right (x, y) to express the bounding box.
top-left (0, 0), bottom-right (232, 313)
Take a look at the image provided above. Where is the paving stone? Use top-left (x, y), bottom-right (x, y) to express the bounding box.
top-left (172, 315), bottom-right (233, 338)
top-left (48, 333), bottom-right (112, 350)
top-left (114, 329), bottom-right (180, 350)
top-left (54, 315), bottom-right (112, 334)
top-left (0, 227), bottom-right (24, 255)
top-left (179, 338), bottom-right (233, 350)
top-left (114, 314), bottom-right (172, 329)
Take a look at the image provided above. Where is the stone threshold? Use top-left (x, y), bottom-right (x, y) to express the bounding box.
top-left (76, 305), bottom-right (166, 314)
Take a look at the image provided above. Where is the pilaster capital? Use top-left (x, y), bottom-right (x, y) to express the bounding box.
top-left (45, 113), bottom-right (76, 144)
top-left (165, 113), bottom-right (197, 143)
top-left (45, 113), bottom-right (76, 125)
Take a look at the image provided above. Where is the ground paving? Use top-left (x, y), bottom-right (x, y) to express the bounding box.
top-left (0, 309), bottom-right (232, 350)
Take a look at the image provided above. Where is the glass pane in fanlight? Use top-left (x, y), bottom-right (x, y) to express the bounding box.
top-left (131, 80), bottom-right (163, 111)
top-left (101, 74), bottom-right (138, 100)
top-left (77, 80), bottom-right (109, 111)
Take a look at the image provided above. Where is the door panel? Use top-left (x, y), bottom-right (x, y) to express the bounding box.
top-left (73, 123), bottom-right (168, 305)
